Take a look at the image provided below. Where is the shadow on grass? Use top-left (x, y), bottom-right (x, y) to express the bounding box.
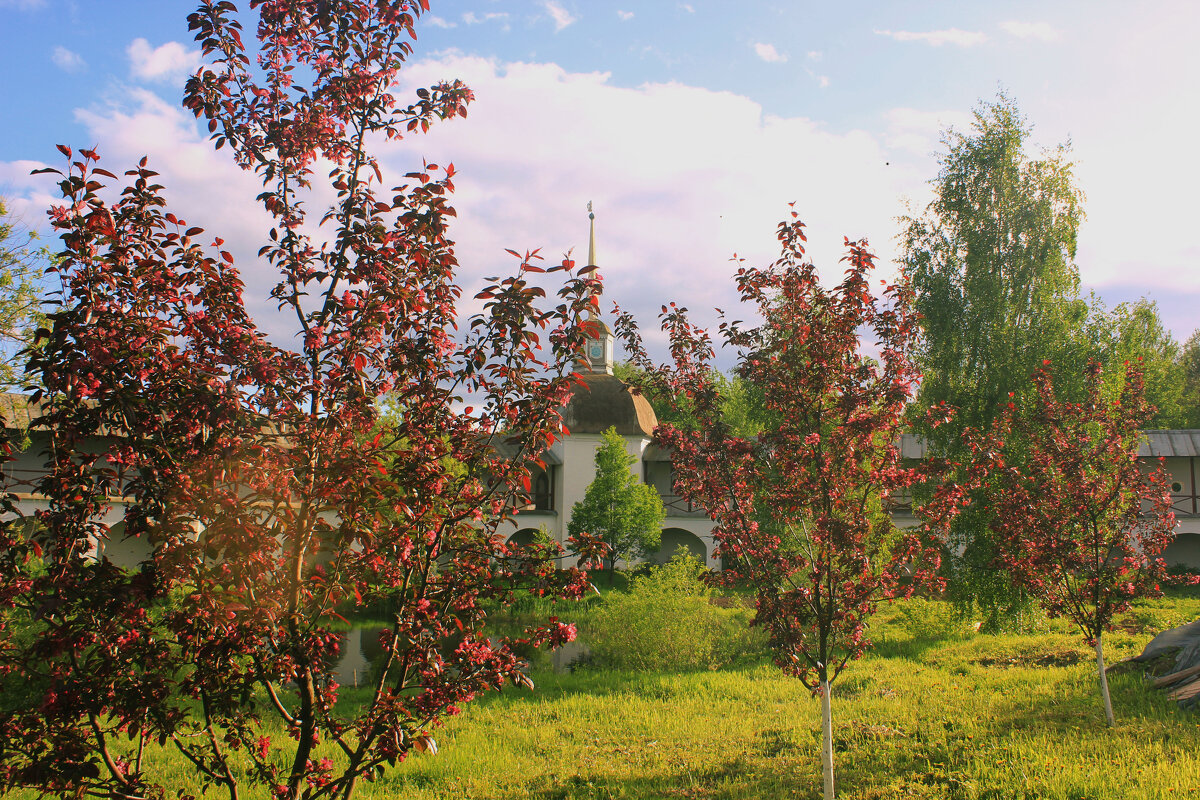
top-left (495, 756), bottom-right (797, 800)
top-left (469, 661), bottom-right (772, 709)
top-left (402, 732), bottom-right (1001, 800)
top-left (373, 656), bottom-right (1197, 800)
top-left (868, 635), bottom-right (961, 662)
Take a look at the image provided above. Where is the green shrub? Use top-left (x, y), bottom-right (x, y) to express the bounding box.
top-left (583, 550), bottom-right (767, 671)
top-left (973, 599), bottom-right (1061, 635)
top-left (893, 597), bottom-right (977, 641)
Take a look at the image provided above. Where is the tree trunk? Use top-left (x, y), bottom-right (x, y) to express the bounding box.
top-left (820, 677), bottom-right (835, 800)
top-left (1095, 635), bottom-right (1115, 727)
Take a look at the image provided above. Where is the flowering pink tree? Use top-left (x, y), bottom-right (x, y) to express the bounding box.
top-left (0, 3), bottom-right (599, 799)
top-left (615, 213), bottom-right (959, 800)
top-left (982, 361), bottom-right (1176, 726)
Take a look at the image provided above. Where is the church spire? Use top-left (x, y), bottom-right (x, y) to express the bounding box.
top-left (581, 201), bottom-right (613, 376)
top-left (587, 200), bottom-right (597, 269)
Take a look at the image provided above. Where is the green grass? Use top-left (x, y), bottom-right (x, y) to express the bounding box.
top-left (10, 591), bottom-right (1200, 799)
top-left (353, 591), bottom-right (1200, 800)
top-left (362, 644), bottom-right (1196, 799)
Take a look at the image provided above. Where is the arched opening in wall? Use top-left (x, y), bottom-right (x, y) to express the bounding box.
top-left (514, 466), bottom-right (555, 512)
top-left (506, 528), bottom-right (542, 553)
top-left (97, 521), bottom-right (152, 570)
top-left (654, 528), bottom-right (706, 566)
top-left (1162, 533), bottom-right (1200, 572)
top-left (533, 469), bottom-right (553, 511)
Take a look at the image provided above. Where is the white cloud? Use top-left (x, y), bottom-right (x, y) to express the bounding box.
top-left (369, 55), bottom-right (925, 344)
top-left (0, 159), bottom-right (50, 187)
top-left (51, 46), bottom-right (85, 72)
top-left (0, 159), bottom-right (57, 228)
top-left (999, 20), bottom-right (1060, 42)
top-left (37, 56), bottom-right (930, 354)
top-left (127, 38), bottom-right (202, 83)
top-left (425, 15), bottom-right (456, 29)
top-left (1074, 125), bottom-right (1200, 294)
top-left (801, 65), bottom-right (829, 88)
top-left (462, 11), bottom-right (508, 25)
top-left (617, 10), bottom-right (634, 21)
top-left (807, 50), bottom-right (823, 61)
top-left (874, 28), bottom-right (987, 47)
top-left (542, 1), bottom-right (576, 32)
top-left (883, 107), bottom-right (973, 159)
top-left (679, 3), bottom-right (695, 12)
top-left (40, 53), bottom-right (1199, 360)
top-left (753, 42), bottom-right (787, 63)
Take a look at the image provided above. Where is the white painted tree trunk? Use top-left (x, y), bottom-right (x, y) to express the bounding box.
top-left (1095, 635), bottom-right (1115, 727)
top-left (820, 678), bottom-right (835, 800)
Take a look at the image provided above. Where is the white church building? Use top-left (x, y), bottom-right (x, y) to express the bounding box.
top-left (496, 319), bottom-right (717, 569)
top-left (1, 210), bottom-right (1195, 574)
top-left (496, 213), bottom-right (716, 568)
top-left (495, 212), bottom-right (1200, 573)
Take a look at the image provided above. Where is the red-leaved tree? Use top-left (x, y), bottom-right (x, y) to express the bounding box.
top-left (981, 360), bottom-right (1176, 727)
top-left (0, 3), bottom-right (601, 798)
top-left (615, 213), bottom-right (960, 800)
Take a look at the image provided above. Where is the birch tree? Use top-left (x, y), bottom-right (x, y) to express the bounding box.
top-left (902, 94), bottom-right (1090, 620)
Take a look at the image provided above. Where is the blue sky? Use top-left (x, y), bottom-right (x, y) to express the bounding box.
top-left (2, 0), bottom-right (1198, 350)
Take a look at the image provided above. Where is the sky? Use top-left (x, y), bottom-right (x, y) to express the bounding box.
top-left (1, 0), bottom-right (1198, 359)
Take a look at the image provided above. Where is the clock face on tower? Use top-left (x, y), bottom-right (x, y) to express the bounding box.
top-left (588, 341), bottom-right (604, 361)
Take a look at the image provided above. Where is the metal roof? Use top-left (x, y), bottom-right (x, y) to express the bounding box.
top-left (561, 374), bottom-right (658, 437)
top-left (899, 431), bottom-right (1200, 459)
top-left (1140, 430), bottom-right (1200, 458)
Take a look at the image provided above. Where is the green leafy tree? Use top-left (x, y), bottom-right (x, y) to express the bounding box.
top-left (902, 94), bottom-right (1091, 621)
top-left (1178, 330), bottom-right (1200, 428)
top-left (0, 199), bottom-right (48, 390)
top-left (568, 426), bottom-right (665, 576)
top-left (585, 549), bottom-right (765, 671)
top-left (1087, 298), bottom-right (1185, 428)
top-left (614, 362), bottom-right (768, 437)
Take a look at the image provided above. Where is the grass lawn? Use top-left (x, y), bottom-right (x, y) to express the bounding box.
top-left (10, 593), bottom-right (1200, 799)
top-left (346, 593), bottom-right (1200, 800)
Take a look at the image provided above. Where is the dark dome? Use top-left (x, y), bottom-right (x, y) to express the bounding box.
top-left (562, 374), bottom-right (658, 436)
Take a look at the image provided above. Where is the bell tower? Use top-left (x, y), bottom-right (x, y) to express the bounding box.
top-left (582, 201), bottom-right (614, 375)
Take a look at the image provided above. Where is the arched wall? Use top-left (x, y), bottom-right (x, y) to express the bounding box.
top-left (506, 528), bottom-right (541, 549)
top-left (98, 520), bottom-right (153, 569)
top-left (655, 527), bottom-right (707, 565)
top-left (1163, 533), bottom-right (1200, 570)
